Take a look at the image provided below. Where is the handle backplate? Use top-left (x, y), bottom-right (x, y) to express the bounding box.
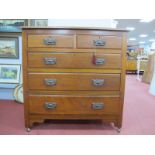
top-left (44, 38), bottom-right (56, 45)
top-left (44, 58), bottom-right (57, 65)
top-left (95, 58), bottom-right (105, 65)
top-left (92, 103), bottom-right (104, 110)
top-left (44, 102), bottom-right (57, 109)
top-left (92, 79), bottom-right (105, 87)
top-left (93, 40), bottom-right (106, 46)
top-left (44, 79), bottom-right (57, 86)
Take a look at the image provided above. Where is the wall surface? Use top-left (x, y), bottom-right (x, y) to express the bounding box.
top-left (48, 19), bottom-right (117, 28)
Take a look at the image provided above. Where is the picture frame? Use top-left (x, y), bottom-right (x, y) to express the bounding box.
top-left (0, 37), bottom-right (19, 59)
top-left (29, 19), bottom-right (48, 26)
top-left (34, 19), bottom-right (48, 26)
top-left (0, 19), bottom-right (27, 32)
top-left (0, 64), bottom-right (21, 84)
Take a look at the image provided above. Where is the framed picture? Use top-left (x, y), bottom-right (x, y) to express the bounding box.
top-left (34, 19), bottom-right (48, 26)
top-left (0, 64), bottom-right (21, 84)
top-left (0, 19), bottom-right (27, 32)
top-left (29, 19), bottom-right (48, 26)
top-left (0, 37), bottom-right (19, 59)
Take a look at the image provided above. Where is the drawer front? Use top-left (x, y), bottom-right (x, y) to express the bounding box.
top-left (77, 35), bottom-right (122, 49)
top-left (28, 73), bottom-right (120, 91)
top-left (28, 53), bottom-right (121, 69)
top-left (29, 95), bottom-right (120, 114)
top-left (28, 35), bottom-right (74, 48)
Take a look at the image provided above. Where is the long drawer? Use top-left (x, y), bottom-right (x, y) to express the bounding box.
top-left (77, 35), bottom-right (122, 49)
top-left (28, 35), bottom-right (74, 48)
top-left (28, 73), bottom-right (120, 91)
top-left (28, 52), bottom-right (121, 69)
top-left (29, 95), bottom-right (120, 114)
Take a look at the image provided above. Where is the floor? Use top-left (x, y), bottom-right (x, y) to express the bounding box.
top-left (0, 75), bottom-right (155, 135)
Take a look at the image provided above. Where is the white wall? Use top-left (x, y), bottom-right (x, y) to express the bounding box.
top-left (48, 19), bottom-right (117, 28)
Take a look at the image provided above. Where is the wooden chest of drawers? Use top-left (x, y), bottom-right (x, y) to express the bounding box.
top-left (22, 27), bottom-right (127, 131)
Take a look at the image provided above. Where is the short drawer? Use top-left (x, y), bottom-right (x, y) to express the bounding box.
top-left (28, 52), bottom-right (121, 69)
top-left (77, 35), bottom-right (122, 49)
top-left (28, 73), bottom-right (120, 91)
top-left (29, 95), bottom-right (120, 115)
top-left (28, 35), bottom-right (74, 48)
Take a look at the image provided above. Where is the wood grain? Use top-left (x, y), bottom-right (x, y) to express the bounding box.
top-left (22, 26), bottom-right (128, 32)
top-left (29, 95), bottom-right (120, 115)
top-left (27, 68), bottom-right (121, 74)
top-left (29, 90), bottom-right (120, 96)
top-left (22, 31), bottom-right (30, 128)
top-left (28, 52), bottom-right (121, 69)
top-left (28, 35), bottom-right (74, 48)
top-left (117, 32), bottom-right (127, 128)
top-left (28, 73), bottom-right (121, 91)
top-left (77, 35), bottom-right (122, 49)
top-left (28, 48), bottom-right (122, 54)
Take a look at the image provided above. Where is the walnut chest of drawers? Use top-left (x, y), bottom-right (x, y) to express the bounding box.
top-left (22, 27), bottom-right (127, 130)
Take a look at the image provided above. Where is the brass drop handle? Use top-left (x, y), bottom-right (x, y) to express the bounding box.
top-left (44, 79), bottom-right (57, 86)
top-left (44, 102), bottom-right (57, 109)
top-left (91, 103), bottom-right (104, 110)
top-left (93, 40), bottom-right (106, 46)
top-left (44, 38), bottom-right (56, 45)
top-left (44, 58), bottom-right (57, 65)
top-left (92, 79), bottom-right (105, 87)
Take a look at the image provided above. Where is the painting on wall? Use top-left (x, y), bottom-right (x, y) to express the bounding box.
top-left (0, 37), bottom-right (19, 59)
top-left (0, 65), bottom-right (21, 84)
top-left (0, 19), bottom-right (27, 32)
top-left (29, 19), bottom-right (48, 26)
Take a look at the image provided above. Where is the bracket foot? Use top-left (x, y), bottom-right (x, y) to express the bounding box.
top-left (111, 122), bottom-right (121, 133)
